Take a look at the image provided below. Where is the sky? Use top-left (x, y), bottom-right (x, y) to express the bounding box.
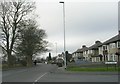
top-left (0, 0), bottom-right (119, 58)
top-left (31, 0), bottom-right (119, 58)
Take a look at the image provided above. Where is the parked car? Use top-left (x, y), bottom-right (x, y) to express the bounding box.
top-left (45, 61), bottom-right (48, 64)
top-left (51, 61), bottom-right (56, 64)
top-left (56, 58), bottom-right (64, 67)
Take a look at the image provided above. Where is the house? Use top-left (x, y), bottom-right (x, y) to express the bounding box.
top-left (98, 44), bottom-right (104, 61)
top-left (57, 52), bottom-right (64, 60)
top-left (71, 31), bottom-right (120, 63)
top-left (101, 31), bottom-right (120, 62)
top-left (71, 52), bottom-right (76, 61)
top-left (72, 45), bottom-right (88, 61)
top-left (88, 41), bottom-right (102, 62)
top-left (98, 44), bottom-right (108, 62)
top-left (72, 49), bottom-right (82, 61)
top-left (82, 45), bottom-right (89, 61)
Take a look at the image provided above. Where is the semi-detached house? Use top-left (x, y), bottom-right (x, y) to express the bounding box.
top-left (72, 45), bottom-right (88, 61)
top-left (72, 31), bottom-right (120, 63)
top-left (99, 31), bottom-right (120, 62)
top-left (88, 41), bottom-right (103, 62)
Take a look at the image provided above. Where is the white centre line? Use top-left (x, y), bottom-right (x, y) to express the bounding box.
top-left (34, 72), bottom-right (48, 83)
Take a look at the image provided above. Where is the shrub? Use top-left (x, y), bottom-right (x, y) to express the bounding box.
top-left (20, 60), bottom-right (27, 66)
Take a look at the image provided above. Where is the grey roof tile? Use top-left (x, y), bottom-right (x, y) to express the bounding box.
top-left (103, 34), bottom-right (120, 45)
top-left (89, 41), bottom-right (102, 50)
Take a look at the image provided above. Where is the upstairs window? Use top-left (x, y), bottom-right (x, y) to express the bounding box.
top-left (109, 43), bottom-right (116, 49)
top-left (117, 41), bottom-right (120, 48)
top-left (103, 45), bottom-right (107, 50)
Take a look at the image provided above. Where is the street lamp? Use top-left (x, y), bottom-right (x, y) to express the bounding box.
top-left (59, 1), bottom-right (67, 69)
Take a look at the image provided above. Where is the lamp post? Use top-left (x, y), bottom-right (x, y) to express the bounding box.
top-left (59, 1), bottom-right (67, 69)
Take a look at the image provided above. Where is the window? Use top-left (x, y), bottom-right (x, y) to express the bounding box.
top-left (109, 55), bottom-right (113, 61)
top-left (99, 47), bottom-right (102, 51)
top-left (109, 43), bottom-right (116, 49)
top-left (103, 45), bottom-right (107, 50)
top-left (89, 50), bottom-right (92, 54)
top-left (109, 54), bottom-right (115, 61)
top-left (86, 51), bottom-right (88, 54)
top-left (117, 41), bottom-right (120, 48)
top-left (96, 57), bottom-right (100, 62)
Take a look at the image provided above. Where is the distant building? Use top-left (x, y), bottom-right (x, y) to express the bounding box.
top-left (57, 52), bottom-right (64, 60)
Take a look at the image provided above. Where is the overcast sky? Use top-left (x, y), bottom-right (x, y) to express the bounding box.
top-left (30, 0), bottom-right (119, 58)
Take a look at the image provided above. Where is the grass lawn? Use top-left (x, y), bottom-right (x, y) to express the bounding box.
top-left (66, 66), bottom-right (120, 72)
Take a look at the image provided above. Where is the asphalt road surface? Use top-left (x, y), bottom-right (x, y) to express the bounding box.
top-left (2, 63), bottom-right (119, 83)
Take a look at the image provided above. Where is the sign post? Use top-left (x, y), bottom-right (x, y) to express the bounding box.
top-left (105, 62), bottom-right (117, 70)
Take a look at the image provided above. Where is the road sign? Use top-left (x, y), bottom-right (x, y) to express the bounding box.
top-left (105, 62), bottom-right (117, 64)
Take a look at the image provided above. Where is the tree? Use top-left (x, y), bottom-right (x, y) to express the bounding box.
top-left (48, 53), bottom-right (52, 61)
top-left (16, 19), bottom-right (49, 67)
top-left (66, 51), bottom-right (72, 62)
top-left (0, 0), bottom-right (35, 67)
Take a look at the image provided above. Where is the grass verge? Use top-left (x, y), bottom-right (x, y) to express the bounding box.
top-left (2, 64), bottom-right (27, 70)
top-left (66, 66), bottom-right (120, 72)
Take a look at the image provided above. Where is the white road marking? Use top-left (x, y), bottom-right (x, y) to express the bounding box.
top-left (58, 67), bottom-right (64, 69)
top-left (58, 67), bottom-right (61, 69)
top-left (34, 72), bottom-right (48, 82)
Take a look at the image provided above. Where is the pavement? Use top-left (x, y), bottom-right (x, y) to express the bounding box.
top-left (2, 63), bottom-right (119, 83)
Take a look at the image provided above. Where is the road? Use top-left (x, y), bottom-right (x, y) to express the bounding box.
top-left (2, 63), bottom-right (57, 82)
top-left (2, 63), bottom-right (119, 83)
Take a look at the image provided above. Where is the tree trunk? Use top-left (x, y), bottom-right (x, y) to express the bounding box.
top-left (26, 55), bottom-right (33, 67)
top-left (7, 50), bottom-right (13, 67)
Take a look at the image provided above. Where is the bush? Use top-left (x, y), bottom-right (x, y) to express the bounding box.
top-left (20, 60), bottom-right (27, 66)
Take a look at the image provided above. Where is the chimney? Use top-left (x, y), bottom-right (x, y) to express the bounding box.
top-left (82, 45), bottom-right (86, 48)
top-left (95, 41), bottom-right (100, 44)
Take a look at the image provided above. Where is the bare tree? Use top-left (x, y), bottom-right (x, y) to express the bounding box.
top-left (0, 0), bottom-right (35, 67)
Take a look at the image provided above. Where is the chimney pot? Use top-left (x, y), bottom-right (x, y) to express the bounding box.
top-left (82, 45), bottom-right (86, 48)
top-left (95, 41), bottom-right (100, 44)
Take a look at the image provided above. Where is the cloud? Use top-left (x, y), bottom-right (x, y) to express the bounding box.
top-left (34, 1), bottom-right (118, 57)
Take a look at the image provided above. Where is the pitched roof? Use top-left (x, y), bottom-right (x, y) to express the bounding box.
top-left (75, 45), bottom-right (89, 53)
top-left (76, 49), bottom-right (83, 53)
top-left (82, 46), bottom-right (89, 51)
top-left (103, 34), bottom-right (120, 45)
top-left (89, 41), bottom-right (102, 50)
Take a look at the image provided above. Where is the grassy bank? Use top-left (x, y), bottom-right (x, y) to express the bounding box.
top-left (66, 66), bottom-right (120, 72)
top-left (2, 64), bottom-right (27, 70)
